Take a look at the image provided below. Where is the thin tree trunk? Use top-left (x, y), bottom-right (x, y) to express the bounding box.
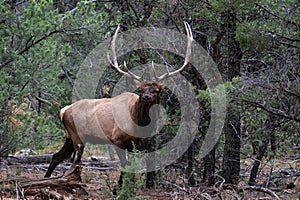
top-left (221, 10), bottom-right (242, 185)
top-left (186, 142), bottom-right (196, 186)
top-left (249, 139), bottom-right (269, 185)
top-left (222, 116), bottom-right (241, 184)
top-left (144, 136), bottom-right (157, 188)
top-left (203, 147), bottom-right (216, 186)
top-left (249, 119), bottom-right (277, 185)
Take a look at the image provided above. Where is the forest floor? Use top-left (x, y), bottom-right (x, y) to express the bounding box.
top-left (0, 153), bottom-right (299, 200)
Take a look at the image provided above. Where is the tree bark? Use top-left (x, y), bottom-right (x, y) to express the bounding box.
top-left (143, 136), bottom-right (158, 189)
top-left (222, 115), bottom-right (241, 184)
top-left (249, 119), bottom-right (277, 185)
top-left (203, 147), bottom-right (216, 186)
top-left (249, 138), bottom-right (268, 185)
top-left (186, 142), bottom-right (196, 186)
top-left (221, 10), bottom-right (242, 185)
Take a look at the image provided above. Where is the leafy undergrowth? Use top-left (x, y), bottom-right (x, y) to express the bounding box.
top-left (0, 156), bottom-right (299, 199)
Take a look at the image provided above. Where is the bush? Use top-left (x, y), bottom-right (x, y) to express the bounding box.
top-left (116, 147), bottom-right (148, 200)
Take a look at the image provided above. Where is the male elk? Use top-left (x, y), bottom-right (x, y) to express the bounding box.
top-left (45, 23), bottom-right (193, 183)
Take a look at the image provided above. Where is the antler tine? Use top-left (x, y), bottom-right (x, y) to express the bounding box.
top-left (123, 61), bottom-right (143, 81)
top-left (156, 22), bottom-right (193, 82)
top-left (108, 25), bottom-right (142, 82)
top-left (151, 61), bottom-right (159, 82)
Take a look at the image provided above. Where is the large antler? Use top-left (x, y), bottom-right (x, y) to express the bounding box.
top-left (108, 25), bottom-right (143, 82)
top-left (108, 22), bottom-right (193, 83)
top-left (154, 22), bottom-right (193, 82)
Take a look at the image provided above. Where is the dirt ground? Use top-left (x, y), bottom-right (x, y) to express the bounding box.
top-left (0, 156), bottom-right (299, 199)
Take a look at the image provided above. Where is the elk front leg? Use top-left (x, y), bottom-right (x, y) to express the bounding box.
top-left (115, 147), bottom-right (128, 167)
top-left (113, 147), bottom-right (127, 194)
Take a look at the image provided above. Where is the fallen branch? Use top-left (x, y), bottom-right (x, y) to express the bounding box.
top-left (23, 163), bottom-right (114, 172)
top-left (242, 185), bottom-right (280, 200)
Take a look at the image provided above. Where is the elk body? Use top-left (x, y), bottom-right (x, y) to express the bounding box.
top-left (45, 22), bottom-right (193, 185)
top-left (44, 84), bottom-right (163, 177)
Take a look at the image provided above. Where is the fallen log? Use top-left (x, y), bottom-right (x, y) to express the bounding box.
top-left (242, 185), bottom-right (280, 200)
top-left (24, 163), bottom-right (114, 171)
top-left (1, 165), bottom-right (88, 199)
top-left (2, 155), bottom-right (120, 166)
top-left (4, 154), bottom-right (52, 164)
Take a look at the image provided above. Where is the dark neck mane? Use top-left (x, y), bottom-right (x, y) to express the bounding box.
top-left (132, 96), bottom-right (160, 127)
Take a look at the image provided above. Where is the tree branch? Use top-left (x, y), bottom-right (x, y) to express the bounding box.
top-left (243, 100), bottom-right (300, 123)
top-left (255, 3), bottom-right (299, 27)
top-left (0, 29), bottom-right (62, 70)
top-left (35, 94), bottom-right (53, 106)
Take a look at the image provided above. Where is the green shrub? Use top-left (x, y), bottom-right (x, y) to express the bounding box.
top-left (116, 147), bottom-right (148, 200)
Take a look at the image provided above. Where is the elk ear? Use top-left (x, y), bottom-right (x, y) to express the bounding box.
top-left (158, 84), bottom-right (165, 91)
top-left (134, 79), bottom-right (142, 88)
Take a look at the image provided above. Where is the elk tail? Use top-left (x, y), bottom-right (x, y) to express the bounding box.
top-left (60, 105), bottom-right (72, 121)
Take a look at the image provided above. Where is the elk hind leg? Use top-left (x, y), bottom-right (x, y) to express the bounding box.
top-left (63, 143), bottom-right (85, 182)
top-left (45, 138), bottom-right (74, 177)
top-left (72, 143), bottom-right (84, 164)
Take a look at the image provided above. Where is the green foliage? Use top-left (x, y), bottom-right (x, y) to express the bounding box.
top-left (0, 1), bottom-right (67, 154)
top-left (236, 21), bottom-right (271, 54)
top-left (227, 76), bottom-right (300, 157)
top-left (116, 147), bottom-right (148, 200)
top-left (0, 0), bottom-right (109, 154)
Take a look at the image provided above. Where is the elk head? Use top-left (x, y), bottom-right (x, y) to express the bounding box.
top-left (136, 82), bottom-right (164, 104)
top-left (107, 22), bottom-right (193, 130)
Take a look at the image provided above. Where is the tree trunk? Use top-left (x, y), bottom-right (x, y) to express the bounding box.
top-left (144, 136), bottom-right (158, 189)
top-left (221, 10), bottom-right (242, 185)
top-left (249, 138), bottom-right (268, 185)
top-left (186, 142), bottom-right (196, 186)
top-left (249, 119), bottom-right (277, 185)
top-left (222, 114), bottom-right (241, 184)
top-left (203, 147), bottom-right (216, 186)
top-left (146, 170), bottom-right (156, 188)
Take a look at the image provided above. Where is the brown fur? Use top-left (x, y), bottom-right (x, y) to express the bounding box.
top-left (45, 83), bottom-right (164, 178)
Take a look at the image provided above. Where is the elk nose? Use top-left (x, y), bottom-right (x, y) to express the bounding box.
top-left (142, 95), bottom-right (151, 102)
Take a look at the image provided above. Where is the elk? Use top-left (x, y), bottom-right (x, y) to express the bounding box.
top-left (45, 22), bottom-right (193, 183)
